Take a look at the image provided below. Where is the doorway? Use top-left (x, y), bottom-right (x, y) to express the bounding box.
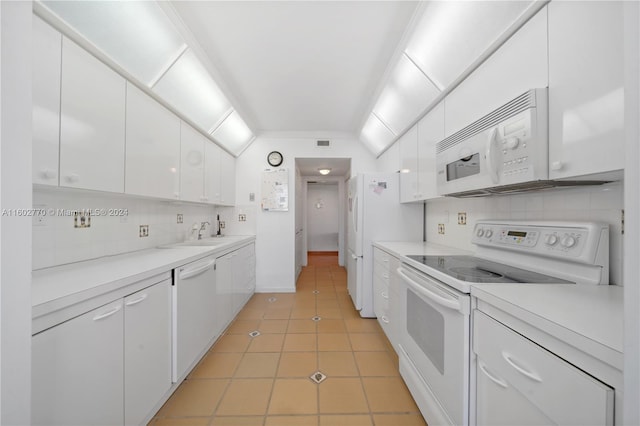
top-left (295, 158), bottom-right (350, 279)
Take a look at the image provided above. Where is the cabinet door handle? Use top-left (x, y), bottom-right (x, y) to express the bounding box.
top-left (125, 294), bottom-right (148, 306)
top-left (502, 351), bottom-right (542, 382)
top-left (478, 360), bottom-right (508, 388)
top-left (64, 173), bottom-right (80, 183)
top-left (381, 291), bottom-right (388, 299)
top-left (381, 315), bottom-right (390, 324)
top-left (93, 304), bottom-right (121, 321)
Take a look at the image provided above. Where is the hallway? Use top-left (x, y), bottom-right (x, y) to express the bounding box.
top-left (148, 253), bottom-right (425, 425)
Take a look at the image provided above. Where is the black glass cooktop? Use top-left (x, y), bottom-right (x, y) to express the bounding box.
top-left (406, 255), bottom-right (574, 284)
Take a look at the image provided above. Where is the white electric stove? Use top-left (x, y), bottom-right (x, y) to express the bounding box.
top-left (396, 220), bottom-right (610, 426)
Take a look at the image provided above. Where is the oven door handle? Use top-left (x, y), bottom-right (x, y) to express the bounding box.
top-left (397, 267), bottom-right (461, 311)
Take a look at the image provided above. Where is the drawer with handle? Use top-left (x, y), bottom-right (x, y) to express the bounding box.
top-left (473, 310), bottom-right (614, 425)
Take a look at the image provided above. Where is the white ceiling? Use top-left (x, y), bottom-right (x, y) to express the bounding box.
top-left (170, 1), bottom-right (419, 135)
top-left (296, 158), bottom-right (351, 177)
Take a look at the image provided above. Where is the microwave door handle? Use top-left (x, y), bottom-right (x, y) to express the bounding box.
top-left (397, 267), bottom-right (461, 311)
top-left (486, 127), bottom-right (500, 184)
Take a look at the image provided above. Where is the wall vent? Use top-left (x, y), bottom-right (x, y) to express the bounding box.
top-left (316, 140), bottom-right (330, 148)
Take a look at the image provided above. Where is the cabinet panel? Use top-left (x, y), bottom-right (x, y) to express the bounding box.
top-left (180, 124), bottom-right (205, 203)
top-left (216, 252), bottom-right (234, 330)
top-left (399, 126), bottom-right (418, 203)
top-left (60, 38), bottom-right (126, 192)
top-left (417, 102), bottom-right (444, 200)
top-left (124, 280), bottom-right (172, 426)
top-left (32, 15), bottom-right (61, 186)
top-left (548, 1), bottom-right (624, 179)
top-left (125, 83), bottom-right (181, 199)
top-left (204, 141), bottom-right (222, 204)
top-left (219, 149), bottom-right (236, 206)
top-left (445, 7), bottom-right (548, 137)
top-left (32, 301), bottom-right (124, 425)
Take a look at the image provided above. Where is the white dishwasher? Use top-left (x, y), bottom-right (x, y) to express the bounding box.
top-left (173, 255), bottom-right (218, 382)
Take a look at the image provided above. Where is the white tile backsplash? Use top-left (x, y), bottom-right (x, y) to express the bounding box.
top-left (426, 182), bottom-right (624, 285)
top-left (32, 189), bottom-right (243, 270)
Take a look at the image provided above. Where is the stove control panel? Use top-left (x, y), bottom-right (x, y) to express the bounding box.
top-left (471, 220), bottom-right (610, 284)
top-left (471, 221), bottom-right (604, 260)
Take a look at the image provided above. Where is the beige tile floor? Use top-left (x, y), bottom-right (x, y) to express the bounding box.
top-left (149, 253), bottom-right (426, 426)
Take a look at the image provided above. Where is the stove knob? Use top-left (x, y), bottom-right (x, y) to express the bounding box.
top-left (485, 230), bottom-right (493, 238)
top-left (476, 228), bottom-right (485, 237)
top-left (545, 234), bottom-right (558, 246)
top-left (561, 234), bottom-right (576, 248)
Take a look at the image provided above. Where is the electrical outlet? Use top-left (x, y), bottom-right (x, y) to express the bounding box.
top-left (177, 213), bottom-right (183, 224)
top-left (438, 224), bottom-right (445, 235)
top-left (139, 225), bottom-right (149, 237)
top-left (33, 204), bottom-right (48, 227)
top-left (238, 214), bottom-right (246, 222)
top-left (457, 212), bottom-right (467, 225)
top-left (74, 211), bottom-right (91, 228)
top-left (219, 221), bottom-right (225, 229)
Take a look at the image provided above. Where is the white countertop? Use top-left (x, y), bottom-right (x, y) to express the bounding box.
top-left (32, 236), bottom-right (255, 321)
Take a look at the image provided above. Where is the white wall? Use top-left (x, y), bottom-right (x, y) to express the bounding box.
top-left (425, 182), bottom-right (624, 285)
top-left (306, 183), bottom-right (339, 251)
top-left (32, 189), bottom-right (224, 269)
top-left (0, 2), bottom-right (32, 423)
top-left (235, 134), bottom-right (376, 292)
top-left (375, 141), bottom-right (400, 173)
top-left (623, 1), bottom-right (640, 422)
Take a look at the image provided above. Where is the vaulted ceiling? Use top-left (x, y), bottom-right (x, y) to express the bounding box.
top-left (169, 1), bottom-right (419, 135)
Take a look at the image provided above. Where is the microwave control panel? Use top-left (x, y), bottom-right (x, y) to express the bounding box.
top-left (496, 112), bottom-right (535, 180)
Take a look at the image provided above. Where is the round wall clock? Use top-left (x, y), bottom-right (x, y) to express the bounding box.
top-left (267, 151), bottom-right (283, 167)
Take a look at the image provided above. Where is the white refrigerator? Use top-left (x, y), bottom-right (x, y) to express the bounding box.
top-left (347, 173), bottom-right (423, 317)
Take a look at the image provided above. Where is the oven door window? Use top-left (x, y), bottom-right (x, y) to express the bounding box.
top-left (446, 153), bottom-right (480, 181)
top-left (407, 288), bottom-right (445, 374)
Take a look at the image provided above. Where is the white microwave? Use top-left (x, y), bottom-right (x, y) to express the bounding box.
top-left (436, 88), bottom-right (549, 197)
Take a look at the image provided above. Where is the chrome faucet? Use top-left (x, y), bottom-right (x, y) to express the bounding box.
top-left (198, 221), bottom-right (210, 240)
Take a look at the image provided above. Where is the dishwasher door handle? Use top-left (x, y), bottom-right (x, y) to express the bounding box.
top-left (179, 259), bottom-right (216, 280)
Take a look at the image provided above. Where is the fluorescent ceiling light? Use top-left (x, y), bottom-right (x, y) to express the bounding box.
top-left (372, 54), bottom-right (440, 134)
top-left (405, 1), bottom-right (530, 89)
top-left (153, 48), bottom-right (233, 133)
top-left (360, 114), bottom-right (396, 156)
top-left (211, 110), bottom-right (254, 155)
top-left (318, 168), bottom-right (331, 175)
top-left (41, 0), bottom-right (187, 86)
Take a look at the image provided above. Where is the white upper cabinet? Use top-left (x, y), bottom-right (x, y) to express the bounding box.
top-left (219, 149), bottom-right (236, 206)
top-left (373, 54), bottom-right (440, 134)
top-left (399, 102), bottom-right (445, 203)
top-left (547, 1), bottom-right (624, 180)
top-left (417, 101), bottom-right (444, 201)
top-left (32, 15), bottom-right (61, 186)
top-left (59, 38), bottom-right (126, 192)
top-left (399, 126), bottom-right (418, 203)
top-left (204, 141), bottom-right (222, 204)
top-left (125, 83), bottom-right (181, 199)
top-left (179, 124), bottom-right (205, 203)
top-left (204, 140), bottom-right (235, 206)
top-left (444, 7), bottom-right (548, 137)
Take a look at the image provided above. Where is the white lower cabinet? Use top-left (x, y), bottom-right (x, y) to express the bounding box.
top-left (32, 300), bottom-right (125, 426)
top-left (32, 277), bottom-right (172, 426)
top-left (124, 281), bottom-right (172, 426)
top-left (372, 247), bottom-right (400, 347)
top-left (217, 243), bottom-right (256, 323)
top-left (473, 310), bottom-right (614, 425)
